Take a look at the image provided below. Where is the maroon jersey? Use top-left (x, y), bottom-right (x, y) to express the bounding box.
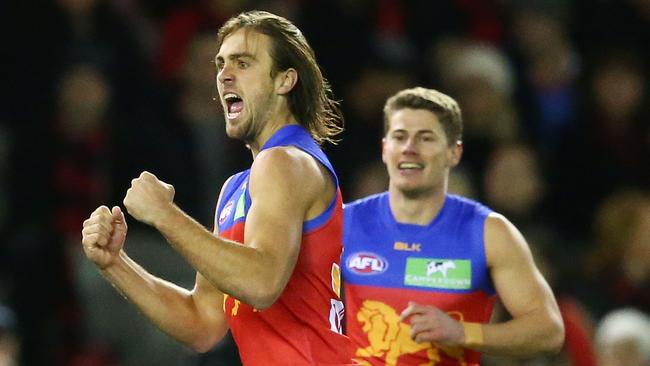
top-left (216, 126), bottom-right (355, 365)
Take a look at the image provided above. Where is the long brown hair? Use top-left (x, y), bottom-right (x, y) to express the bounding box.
top-left (217, 10), bottom-right (343, 145)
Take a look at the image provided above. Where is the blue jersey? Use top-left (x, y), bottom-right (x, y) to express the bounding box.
top-left (342, 192), bottom-right (496, 366)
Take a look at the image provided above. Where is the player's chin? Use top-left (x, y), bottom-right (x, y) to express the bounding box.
top-left (394, 178), bottom-right (421, 191)
top-left (397, 184), bottom-right (430, 199)
top-left (225, 120), bottom-right (245, 139)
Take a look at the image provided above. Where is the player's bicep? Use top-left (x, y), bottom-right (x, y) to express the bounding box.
top-left (244, 149), bottom-right (316, 276)
top-left (485, 214), bottom-right (554, 318)
top-left (191, 272), bottom-right (228, 344)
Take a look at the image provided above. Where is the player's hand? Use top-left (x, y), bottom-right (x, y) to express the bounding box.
top-left (123, 171), bottom-right (175, 226)
top-left (82, 206), bottom-right (128, 269)
top-left (400, 301), bottom-right (464, 345)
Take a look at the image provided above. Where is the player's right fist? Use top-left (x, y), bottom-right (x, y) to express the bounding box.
top-left (81, 205), bottom-right (128, 269)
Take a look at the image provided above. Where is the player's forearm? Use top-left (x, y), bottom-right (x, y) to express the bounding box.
top-left (153, 205), bottom-right (285, 309)
top-left (468, 308), bottom-right (565, 356)
top-left (101, 251), bottom-right (226, 351)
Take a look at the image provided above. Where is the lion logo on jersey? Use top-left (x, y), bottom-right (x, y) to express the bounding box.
top-left (355, 300), bottom-right (465, 366)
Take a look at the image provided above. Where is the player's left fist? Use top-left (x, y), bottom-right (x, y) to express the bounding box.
top-left (123, 171), bottom-right (175, 226)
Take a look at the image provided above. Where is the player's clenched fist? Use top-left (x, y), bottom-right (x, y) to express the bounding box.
top-left (81, 206), bottom-right (128, 269)
top-left (123, 171), bottom-right (175, 226)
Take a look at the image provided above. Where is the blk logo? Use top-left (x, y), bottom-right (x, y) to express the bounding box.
top-left (394, 241), bottom-right (422, 252)
top-left (347, 252), bottom-right (388, 275)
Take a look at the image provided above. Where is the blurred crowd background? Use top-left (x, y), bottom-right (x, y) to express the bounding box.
top-left (0, 0), bottom-right (648, 365)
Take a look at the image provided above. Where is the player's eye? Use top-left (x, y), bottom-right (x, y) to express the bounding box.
top-left (391, 132), bottom-right (406, 141)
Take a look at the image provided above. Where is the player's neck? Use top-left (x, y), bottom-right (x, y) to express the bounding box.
top-left (388, 186), bottom-right (447, 226)
top-left (249, 104), bottom-right (298, 157)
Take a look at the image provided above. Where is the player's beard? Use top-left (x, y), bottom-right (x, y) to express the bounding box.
top-left (229, 95), bottom-right (275, 145)
top-left (393, 175), bottom-right (443, 200)
top-left (400, 185), bottom-right (436, 200)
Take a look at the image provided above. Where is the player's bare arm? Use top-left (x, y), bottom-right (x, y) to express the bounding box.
top-left (401, 213), bottom-right (565, 355)
top-left (81, 205), bottom-right (228, 352)
top-left (101, 254), bottom-right (228, 352)
top-left (478, 213), bottom-right (565, 355)
top-left (127, 146), bottom-right (333, 309)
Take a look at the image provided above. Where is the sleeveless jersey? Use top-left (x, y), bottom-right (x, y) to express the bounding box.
top-left (342, 193), bottom-right (496, 366)
top-left (216, 125), bottom-right (354, 365)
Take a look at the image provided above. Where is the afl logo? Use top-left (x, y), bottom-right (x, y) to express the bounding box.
top-left (219, 201), bottom-right (234, 225)
top-left (346, 252), bottom-right (388, 275)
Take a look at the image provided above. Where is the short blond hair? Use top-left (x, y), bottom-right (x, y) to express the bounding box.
top-left (383, 87), bottom-right (463, 146)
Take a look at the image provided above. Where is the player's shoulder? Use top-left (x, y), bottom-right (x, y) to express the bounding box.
top-left (343, 192), bottom-right (388, 236)
top-left (344, 192), bottom-right (388, 212)
top-left (255, 145), bottom-right (312, 166)
top-left (221, 170), bottom-right (250, 192)
top-left (445, 193), bottom-right (493, 217)
top-left (251, 146), bottom-right (322, 180)
top-left (343, 192), bottom-right (388, 225)
top-left (484, 212), bottom-right (517, 239)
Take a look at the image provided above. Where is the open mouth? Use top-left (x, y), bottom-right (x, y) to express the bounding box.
top-left (224, 93), bottom-right (244, 119)
top-left (398, 162), bottom-right (424, 170)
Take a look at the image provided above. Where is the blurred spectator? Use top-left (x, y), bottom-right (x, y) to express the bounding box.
top-left (541, 243), bottom-right (598, 366)
top-left (2, 62), bottom-right (116, 366)
top-left (4, 0), bottom-right (150, 123)
top-left (346, 160), bottom-right (388, 201)
top-left (0, 127), bottom-right (10, 230)
top-left (583, 189), bottom-right (650, 316)
top-left (49, 0), bottom-right (153, 109)
top-left (574, 0), bottom-right (650, 68)
top-left (109, 0), bottom-right (160, 60)
top-left (409, 0), bottom-right (504, 58)
top-left (47, 63), bottom-right (115, 365)
top-left (550, 49), bottom-right (649, 240)
top-left (74, 229), bottom-right (196, 366)
top-left (156, 0), bottom-right (251, 83)
top-left (484, 239), bottom-right (597, 366)
top-left (370, 0), bottom-right (416, 67)
top-left (595, 308), bottom-right (650, 366)
top-left (433, 39), bottom-right (520, 183)
top-left (448, 167), bottom-right (478, 199)
top-left (171, 31), bottom-right (248, 225)
top-left (5, 224), bottom-right (76, 365)
top-left (53, 64), bottom-right (112, 243)
top-left (296, 0), bottom-right (375, 89)
top-left (0, 305), bottom-right (18, 366)
top-left (330, 65), bottom-right (415, 200)
top-left (508, 4), bottom-right (580, 154)
top-left (483, 143), bottom-right (545, 223)
top-left (559, 296), bottom-right (598, 366)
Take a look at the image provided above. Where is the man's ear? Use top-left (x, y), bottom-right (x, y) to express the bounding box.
top-left (276, 68), bottom-right (298, 95)
top-left (448, 141), bottom-right (463, 167)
